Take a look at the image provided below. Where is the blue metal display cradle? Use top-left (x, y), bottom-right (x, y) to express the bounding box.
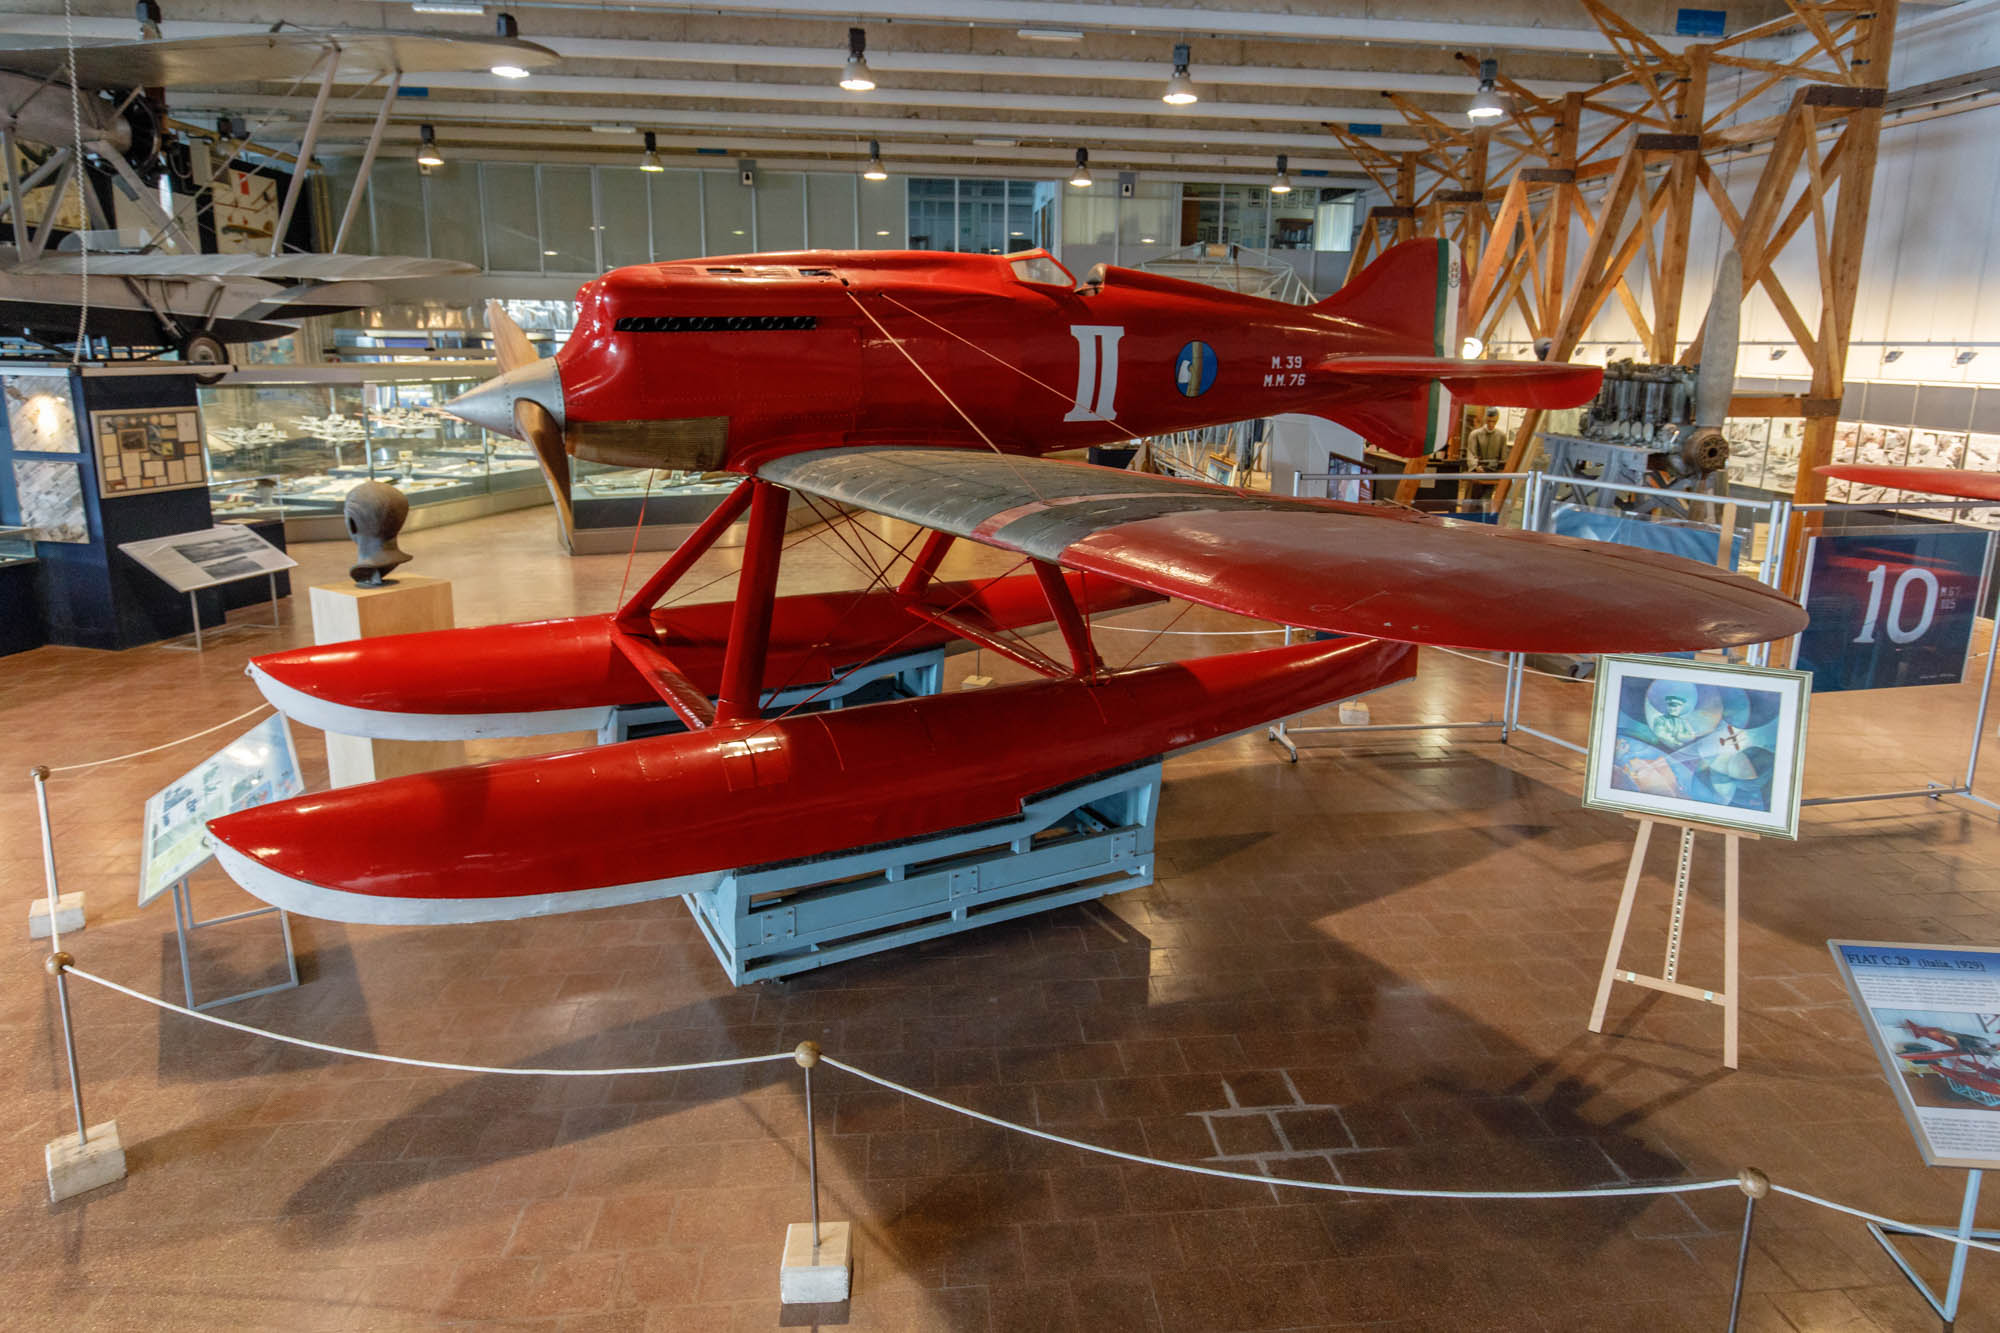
top-left (596, 646), bottom-right (946, 743)
top-left (684, 762), bottom-right (1162, 984)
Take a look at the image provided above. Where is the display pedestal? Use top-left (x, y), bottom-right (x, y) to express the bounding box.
top-left (1868, 1168), bottom-right (1994, 1327)
top-left (46, 1119), bottom-right (125, 1202)
top-left (309, 576), bottom-right (463, 786)
top-left (780, 1221), bottom-right (851, 1303)
top-left (1588, 815), bottom-right (1748, 1069)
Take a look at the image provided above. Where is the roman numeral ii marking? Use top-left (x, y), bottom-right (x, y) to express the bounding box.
top-left (1065, 325), bottom-right (1124, 422)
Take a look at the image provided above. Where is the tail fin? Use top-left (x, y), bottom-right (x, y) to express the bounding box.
top-left (1305, 238), bottom-right (1600, 457)
top-left (1316, 237), bottom-right (1462, 356)
top-left (1309, 239), bottom-right (1462, 455)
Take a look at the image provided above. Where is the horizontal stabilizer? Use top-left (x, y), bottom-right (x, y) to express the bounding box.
top-left (1315, 355), bottom-right (1602, 409)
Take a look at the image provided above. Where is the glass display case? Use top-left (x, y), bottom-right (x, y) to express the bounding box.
top-left (198, 367), bottom-right (547, 532)
top-left (569, 460), bottom-right (744, 554)
top-left (0, 523), bottom-right (34, 565)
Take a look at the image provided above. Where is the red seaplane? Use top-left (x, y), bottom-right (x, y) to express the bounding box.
top-left (207, 240), bottom-right (1806, 938)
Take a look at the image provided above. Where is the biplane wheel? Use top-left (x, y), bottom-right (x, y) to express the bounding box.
top-left (179, 333), bottom-right (229, 384)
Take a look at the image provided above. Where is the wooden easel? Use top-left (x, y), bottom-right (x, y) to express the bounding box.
top-left (1588, 815), bottom-right (1753, 1069)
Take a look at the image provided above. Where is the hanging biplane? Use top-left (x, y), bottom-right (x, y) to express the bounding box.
top-left (208, 238), bottom-right (1808, 929)
top-left (0, 25), bottom-right (555, 359)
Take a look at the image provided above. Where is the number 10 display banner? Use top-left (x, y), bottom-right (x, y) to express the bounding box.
top-left (1791, 527), bottom-right (1995, 693)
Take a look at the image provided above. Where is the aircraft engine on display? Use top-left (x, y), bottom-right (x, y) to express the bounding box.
top-left (1541, 250), bottom-right (1744, 519)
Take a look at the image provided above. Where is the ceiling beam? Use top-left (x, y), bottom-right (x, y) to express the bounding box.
top-left (498, 0), bottom-right (1675, 57)
top-left (338, 121), bottom-right (1372, 181)
top-left (409, 70), bottom-right (1425, 129)
top-left (181, 94), bottom-right (1394, 157)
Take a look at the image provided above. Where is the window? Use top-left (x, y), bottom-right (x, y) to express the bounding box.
top-left (907, 178), bottom-right (954, 251)
top-left (425, 163), bottom-right (482, 265)
top-left (539, 165), bottom-right (595, 272)
top-left (598, 166), bottom-right (651, 268)
top-left (757, 172), bottom-right (806, 251)
top-left (1009, 253), bottom-right (1072, 287)
top-left (482, 163), bottom-right (540, 271)
top-left (806, 173), bottom-right (856, 249)
top-left (702, 170), bottom-right (753, 254)
top-left (649, 171), bottom-right (701, 260)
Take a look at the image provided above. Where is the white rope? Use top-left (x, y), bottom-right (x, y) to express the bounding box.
top-left (64, 967), bottom-right (794, 1078)
top-left (822, 1057), bottom-right (1734, 1202)
top-left (46, 702), bottom-right (273, 772)
top-left (1771, 1184), bottom-right (2000, 1258)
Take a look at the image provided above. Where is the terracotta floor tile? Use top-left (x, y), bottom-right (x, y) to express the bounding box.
top-left (13, 507), bottom-right (2000, 1328)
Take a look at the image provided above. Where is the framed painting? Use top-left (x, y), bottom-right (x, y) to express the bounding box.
top-left (1583, 654), bottom-right (1811, 839)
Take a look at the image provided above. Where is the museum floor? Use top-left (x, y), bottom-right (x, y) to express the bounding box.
top-left (4, 503), bottom-right (1999, 1332)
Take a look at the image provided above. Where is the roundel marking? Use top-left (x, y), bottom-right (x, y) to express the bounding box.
top-left (1175, 341), bottom-right (1219, 398)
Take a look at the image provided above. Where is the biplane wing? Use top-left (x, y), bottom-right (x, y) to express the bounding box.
top-left (759, 447), bottom-right (1807, 654)
top-left (1817, 464), bottom-right (2000, 503)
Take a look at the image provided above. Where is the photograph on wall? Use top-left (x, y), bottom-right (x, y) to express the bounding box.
top-left (1830, 941), bottom-right (2000, 1169)
top-left (119, 523), bottom-right (296, 594)
top-left (1790, 527), bottom-right (1994, 693)
top-left (139, 712), bottom-right (303, 907)
top-left (2, 372), bottom-right (79, 453)
top-left (92, 406), bottom-right (207, 495)
top-left (1583, 654), bottom-right (1811, 839)
top-left (10, 457), bottom-right (87, 542)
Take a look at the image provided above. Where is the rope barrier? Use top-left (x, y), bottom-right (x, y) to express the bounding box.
top-left (45, 703), bottom-right (274, 773)
top-left (1772, 1184), bottom-right (2000, 1258)
top-left (63, 967), bottom-right (794, 1078)
top-left (820, 1056), bottom-right (1735, 1202)
top-left (43, 958), bottom-right (2000, 1281)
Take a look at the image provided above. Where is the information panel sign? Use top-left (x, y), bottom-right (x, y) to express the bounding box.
top-left (139, 713), bottom-right (303, 907)
top-left (1830, 940), bottom-right (2000, 1170)
top-left (1791, 528), bottom-right (1994, 693)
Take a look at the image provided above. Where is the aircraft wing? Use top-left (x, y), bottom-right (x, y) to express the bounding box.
top-left (0, 32), bottom-right (557, 89)
top-left (1816, 464), bottom-right (2000, 503)
top-left (758, 446), bottom-right (1806, 653)
top-left (13, 254), bottom-right (478, 281)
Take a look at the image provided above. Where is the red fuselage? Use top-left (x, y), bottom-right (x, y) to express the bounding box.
top-left (551, 249), bottom-right (1441, 471)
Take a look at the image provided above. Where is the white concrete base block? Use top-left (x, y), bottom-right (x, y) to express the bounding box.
top-left (46, 1119), bottom-right (125, 1202)
top-left (779, 1221), bottom-right (851, 1304)
top-left (960, 675), bottom-right (993, 691)
top-left (28, 892), bottom-right (83, 940)
top-left (1338, 701), bottom-right (1372, 725)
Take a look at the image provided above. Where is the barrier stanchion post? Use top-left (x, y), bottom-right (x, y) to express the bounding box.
top-left (40, 953), bottom-right (125, 1201)
top-left (1728, 1167), bottom-right (1768, 1333)
top-left (27, 766), bottom-right (82, 941)
top-left (779, 1041), bottom-right (849, 1304)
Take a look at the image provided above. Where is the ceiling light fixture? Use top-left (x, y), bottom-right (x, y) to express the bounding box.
top-left (416, 124), bottom-right (444, 167)
top-left (1768, 346), bottom-right (1787, 360)
top-left (1467, 57), bottom-right (1505, 123)
top-left (1268, 153), bottom-right (1292, 194)
top-left (1069, 148), bottom-right (1093, 188)
top-left (1162, 43), bottom-right (1198, 106)
top-left (862, 139), bottom-right (888, 180)
top-left (589, 123), bottom-right (637, 135)
top-left (136, 1), bottom-right (162, 39)
top-left (490, 13), bottom-right (531, 78)
top-left (639, 131), bottom-right (664, 172)
top-left (1882, 348), bottom-right (1904, 363)
top-left (840, 27), bottom-right (876, 92)
top-left (1958, 349), bottom-right (1980, 365)
top-left (411, 3), bottom-right (485, 14)
top-left (973, 137), bottom-right (1018, 148)
top-left (1018, 27), bottom-right (1084, 42)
